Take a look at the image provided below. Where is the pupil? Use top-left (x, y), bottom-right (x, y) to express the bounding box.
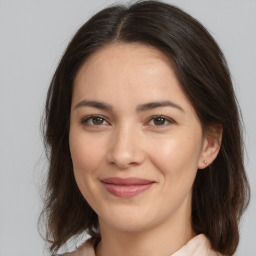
top-left (93, 117), bottom-right (103, 125)
top-left (154, 117), bottom-right (165, 125)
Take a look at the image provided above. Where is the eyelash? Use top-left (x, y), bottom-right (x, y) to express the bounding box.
top-left (80, 115), bottom-right (109, 127)
top-left (80, 115), bottom-right (175, 128)
top-left (146, 115), bottom-right (175, 128)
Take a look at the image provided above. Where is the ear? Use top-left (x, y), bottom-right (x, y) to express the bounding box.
top-left (198, 124), bottom-right (223, 169)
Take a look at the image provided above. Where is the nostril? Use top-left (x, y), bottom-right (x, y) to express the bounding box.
top-left (106, 130), bottom-right (145, 168)
top-left (107, 151), bottom-right (145, 169)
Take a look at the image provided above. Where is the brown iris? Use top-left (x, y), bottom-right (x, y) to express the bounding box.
top-left (92, 116), bottom-right (104, 125)
top-left (153, 116), bottom-right (165, 125)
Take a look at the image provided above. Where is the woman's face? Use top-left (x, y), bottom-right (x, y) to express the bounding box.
top-left (69, 43), bottom-right (208, 233)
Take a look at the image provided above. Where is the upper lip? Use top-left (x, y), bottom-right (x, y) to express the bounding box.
top-left (101, 177), bottom-right (155, 185)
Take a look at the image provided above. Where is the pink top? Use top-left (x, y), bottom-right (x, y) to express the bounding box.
top-left (61, 234), bottom-right (220, 256)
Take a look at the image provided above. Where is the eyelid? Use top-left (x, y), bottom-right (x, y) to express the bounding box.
top-left (146, 115), bottom-right (176, 127)
top-left (80, 114), bottom-right (175, 128)
top-left (80, 115), bottom-right (110, 126)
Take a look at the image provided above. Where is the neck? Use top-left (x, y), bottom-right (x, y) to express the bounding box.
top-left (96, 197), bottom-right (195, 256)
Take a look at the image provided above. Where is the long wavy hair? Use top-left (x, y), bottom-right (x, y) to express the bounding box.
top-left (40, 1), bottom-right (250, 255)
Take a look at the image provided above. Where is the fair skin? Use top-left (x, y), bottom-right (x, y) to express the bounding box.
top-left (69, 43), bottom-right (221, 256)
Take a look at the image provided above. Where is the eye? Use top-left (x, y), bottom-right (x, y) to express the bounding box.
top-left (147, 115), bottom-right (174, 127)
top-left (81, 115), bottom-right (109, 126)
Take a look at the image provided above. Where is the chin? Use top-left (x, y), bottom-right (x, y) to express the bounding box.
top-left (101, 218), bottom-right (153, 233)
top-left (98, 205), bottom-right (158, 232)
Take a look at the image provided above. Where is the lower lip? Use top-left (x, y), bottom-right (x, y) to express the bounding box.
top-left (102, 183), bottom-right (154, 198)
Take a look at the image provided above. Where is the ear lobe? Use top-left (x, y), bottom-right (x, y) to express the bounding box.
top-left (198, 124), bottom-right (223, 169)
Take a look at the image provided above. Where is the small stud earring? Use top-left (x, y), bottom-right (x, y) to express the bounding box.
top-left (203, 159), bottom-right (207, 164)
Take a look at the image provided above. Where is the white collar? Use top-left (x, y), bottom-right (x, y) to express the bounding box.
top-left (171, 234), bottom-right (219, 256)
top-left (65, 234), bottom-right (220, 256)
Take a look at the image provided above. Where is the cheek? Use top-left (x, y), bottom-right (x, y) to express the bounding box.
top-left (69, 132), bottom-right (106, 186)
top-left (148, 131), bottom-right (202, 186)
top-left (148, 134), bottom-right (202, 212)
top-left (69, 132), bottom-right (109, 213)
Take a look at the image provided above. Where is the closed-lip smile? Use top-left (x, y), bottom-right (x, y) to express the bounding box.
top-left (101, 177), bottom-right (155, 198)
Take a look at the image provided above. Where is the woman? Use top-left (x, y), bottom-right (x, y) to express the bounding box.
top-left (41, 1), bottom-right (250, 255)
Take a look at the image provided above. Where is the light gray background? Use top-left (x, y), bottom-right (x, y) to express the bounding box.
top-left (0, 0), bottom-right (255, 255)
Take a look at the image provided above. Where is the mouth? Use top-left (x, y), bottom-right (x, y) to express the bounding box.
top-left (100, 177), bottom-right (155, 198)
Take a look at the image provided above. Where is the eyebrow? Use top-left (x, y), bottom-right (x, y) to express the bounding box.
top-left (74, 100), bottom-right (184, 112)
top-left (136, 101), bottom-right (184, 113)
top-left (74, 100), bottom-right (113, 111)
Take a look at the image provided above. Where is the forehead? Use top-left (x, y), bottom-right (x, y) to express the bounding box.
top-left (74, 42), bottom-right (173, 85)
top-left (72, 42), bottom-right (193, 113)
top-left (87, 42), bottom-right (170, 65)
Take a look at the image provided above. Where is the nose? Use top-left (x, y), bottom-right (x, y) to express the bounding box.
top-left (107, 124), bottom-right (145, 169)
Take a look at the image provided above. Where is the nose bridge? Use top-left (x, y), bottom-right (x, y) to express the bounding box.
top-left (107, 121), bottom-right (144, 168)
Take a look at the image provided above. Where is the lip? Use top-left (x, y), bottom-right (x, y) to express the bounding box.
top-left (101, 177), bottom-right (155, 198)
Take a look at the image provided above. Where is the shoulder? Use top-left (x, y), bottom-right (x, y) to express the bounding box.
top-left (53, 238), bottom-right (96, 256)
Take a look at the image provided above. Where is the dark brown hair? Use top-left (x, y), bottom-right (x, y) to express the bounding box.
top-left (41, 1), bottom-right (250, 255)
